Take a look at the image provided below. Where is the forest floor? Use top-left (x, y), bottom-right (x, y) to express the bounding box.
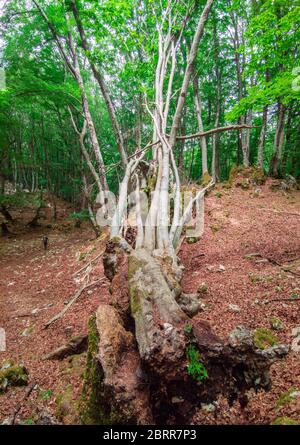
top-left (0, 179), bottom-right (299, 425)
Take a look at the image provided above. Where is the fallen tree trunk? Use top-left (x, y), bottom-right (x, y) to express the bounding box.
top-left (81, 240), bottom-right (289, 424)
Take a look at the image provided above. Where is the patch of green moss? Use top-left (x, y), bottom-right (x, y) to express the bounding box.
top-left (147, 175), bottom-right (157, 191)
top-left (253, 328), bottom-right (278, 350)
top-left (56, 384), bottom-right (73, 420)
top-left (270, 317), bottom-right (284, 331)
top-left (249, 273), bottom-right (274, 284)
top-left (210, 225), bottom-right (219, 234)
top-left (186, 236), bottom-right (200, 244)
top-left (222, 181), bottom-right (232, 189)
top-left (228, 166), bottom-right (266, 186)
top-left (228, 164), bottom-right (244, 184)
top-left (252, 168), bottom-right (266, 185)
top-left (201, 172), bottom-right (212, 187)
top-left (275, 388), bottom-right (300, 409)
top-left (271, 417), bottom-right (298, 425)
top-left (79, 316), bottom-right (125, 425)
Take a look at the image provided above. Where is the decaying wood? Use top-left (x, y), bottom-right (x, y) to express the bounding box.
top-left (43, 335), bottom-right (88, 360)
top-left (83, 238), bottom-right (289, 424)
top-left (81, 304), bottom-right (153, 425)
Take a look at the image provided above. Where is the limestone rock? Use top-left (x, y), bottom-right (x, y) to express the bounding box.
top-left (175, 293), bottom-right (204, 317)
top-left (228, 304), bottom-right (241, 313)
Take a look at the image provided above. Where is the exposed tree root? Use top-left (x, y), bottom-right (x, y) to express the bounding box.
top-left (43, 335), bottom-right (88, 360)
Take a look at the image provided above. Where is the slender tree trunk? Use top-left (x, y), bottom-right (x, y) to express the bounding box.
top-left (269, 102), bottom-right (286, 177)
top-left (257, 105), bottom-right (268, 170)
top-left (169, 0), bottom-right (214, 148)
top-left (241, 108), bottom-right (252, 167)
top-left (192, 64), bottom-right (208, 176)
top-left (33, 0), bottom-right (108, 196)
top-left (212, 18), bottom-right (221, 182)
top-left (69, 0), bottom-right (128, 168)
top-left (230, 6), bottom-right (245, 165)
top-left (281, 104), bottom-right (293, 175)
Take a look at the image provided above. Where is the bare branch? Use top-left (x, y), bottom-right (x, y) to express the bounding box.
top-left (174, 124), bottom-right (259, 141)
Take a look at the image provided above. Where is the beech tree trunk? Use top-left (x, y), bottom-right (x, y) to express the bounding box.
top-left (241, 109), bottom-right (252, 167)
top-left (269, 102), bottom-right (286, 177)
top-left (257, 105), bottom-right (268, 170)
top-left (192, 64), bottom-right (208, 176)
top-left (212, 20), bottom-right (221, 182)
top-left (69, 0), bottom-right (128, 168)
top-left (73, 0), bottom-right (288, 425)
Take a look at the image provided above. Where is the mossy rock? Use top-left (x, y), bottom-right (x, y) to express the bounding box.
top-left (222, 181), bottom-right (232, 189)
top-left (251, 168), bottom-right (267, 185)
top-left (197, 283), bottom-right (208, 294)
top-left (253, 328), bottom-right (278, 350)
top-left (229, 166), bottom-right (266, 187)
top-left (236, 179), bottom-right (250, 190)
top-left (271, 417), bottom-right (298, 425)
top-left (275, 388), bottom-right (300, 409)
top-left (0, 360), bottom-right (29, 393)
top-left (270, 317), bottom-right (284, 331)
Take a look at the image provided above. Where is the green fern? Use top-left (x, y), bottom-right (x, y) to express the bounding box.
top-left (186, 345), bottom-right (208, 382)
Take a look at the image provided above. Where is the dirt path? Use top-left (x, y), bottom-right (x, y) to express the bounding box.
top-left (0, 180), bottom-right (299, 424)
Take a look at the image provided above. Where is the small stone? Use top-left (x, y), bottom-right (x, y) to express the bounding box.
top-left (229, 326), bottom-right (253, 348)
top-left (218, 264), bottom-right (225, 272)
top-left (171, 396), bottom-right (184, 404)
top-left (1, 418), bottom-right (13, 425)
top-left (291, 336), bottom-right (300, 353)
top-left (21, 327), bottom-right (33, 337)
top-left (292, 326), bottom-right (300, 338)
top-left (290, 390), bottom-right (300, 398)
top-left (163, 323), bottom-right (174, 335)
top-left (64, 326), bottom-right (73, 334)
top-left (201, 403), bottom-right (216, 413)
top-left (228, 304), bottom-right (241, 313)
